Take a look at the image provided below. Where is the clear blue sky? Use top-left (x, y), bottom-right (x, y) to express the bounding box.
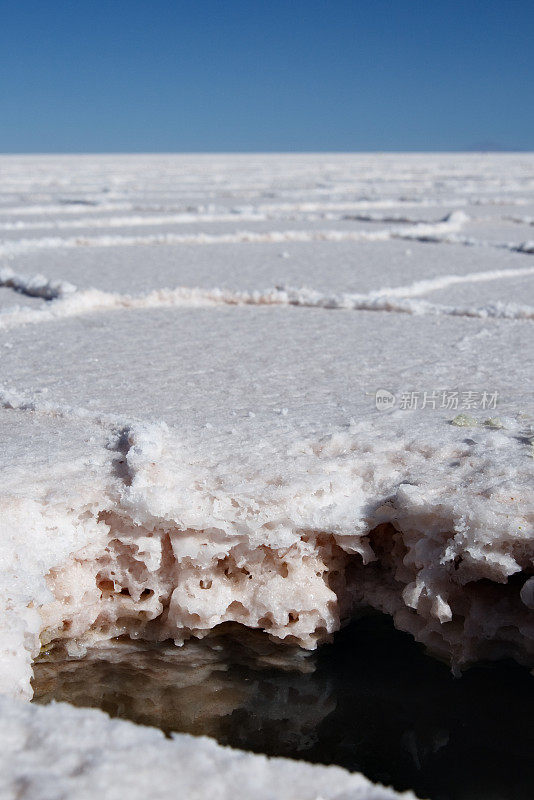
top-left (1, 0), bottom-right (533, 152)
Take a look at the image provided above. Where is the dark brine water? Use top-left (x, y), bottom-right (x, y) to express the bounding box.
top-left (32, 615), bottom-right (534, 800)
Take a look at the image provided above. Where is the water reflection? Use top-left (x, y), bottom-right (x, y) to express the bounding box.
top-left (32, 615), bottom-right (534, 800)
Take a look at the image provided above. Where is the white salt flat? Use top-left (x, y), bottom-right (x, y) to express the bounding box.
top-left (1, 153), bottom-right (533, 800)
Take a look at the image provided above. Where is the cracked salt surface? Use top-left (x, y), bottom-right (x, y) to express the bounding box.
top-left (1, 154), bottom-right (533, 800)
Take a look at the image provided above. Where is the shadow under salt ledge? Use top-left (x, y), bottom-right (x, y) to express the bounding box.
top-left (32, 614), bottom-right (534, 800)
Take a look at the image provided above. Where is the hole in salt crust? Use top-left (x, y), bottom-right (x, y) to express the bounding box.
top-left (32, 508), bottom-right (534, 799)
top-left (32, 615), bottom-right (534, 800)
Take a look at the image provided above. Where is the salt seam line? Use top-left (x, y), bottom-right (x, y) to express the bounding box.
top-left (368, 265), bottom-right (534, 300)
top-left (1, 284), bottom-right (534, 332)
top-left (0, 209), bottom-right (494, 233)
top-left (0, 210), bottom-right (457, 233)
top-left (0, 197), bottom-right (462, 216)
top-left (2, 258), bottom-right (534, 307)
top-left (1, 221), bottom-right (532, 256)
top-left (0, 385), bottom-right (143, 432)
top-left (0, 211), bottom-right (271, 232)
top-left (0, 211), bottom-right (471, 257)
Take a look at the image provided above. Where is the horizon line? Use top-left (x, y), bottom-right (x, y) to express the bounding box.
top-left (1, 150), bottom-right (533, 156)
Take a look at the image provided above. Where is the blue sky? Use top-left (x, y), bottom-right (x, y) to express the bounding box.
top-left (1, 0), bottom-right (533, 152)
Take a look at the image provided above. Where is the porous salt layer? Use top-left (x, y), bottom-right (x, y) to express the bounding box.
top-left (0, 153), bottom-right (533, 798)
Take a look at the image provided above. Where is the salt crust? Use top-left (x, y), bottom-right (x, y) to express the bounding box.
top-left (1, 393), bottom-right (533, 700)
top-left (0, 697), bottom-right (413, 800)
top-left (1, 154), bottom-right (533, 799)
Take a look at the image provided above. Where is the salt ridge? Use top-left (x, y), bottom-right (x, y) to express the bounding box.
top-left (2, 210), bottom-right (533, 258)
top-left (1, 260), bottom-right (534, 331)
top-left (0, 265), bottom-right (76, 300)
top-left (0, 211), bottom-right (471, 257)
